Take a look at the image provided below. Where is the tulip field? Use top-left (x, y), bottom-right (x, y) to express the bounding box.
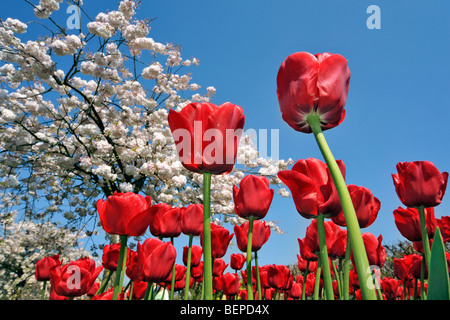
top-left (1, 0), bottom-right (449, 306)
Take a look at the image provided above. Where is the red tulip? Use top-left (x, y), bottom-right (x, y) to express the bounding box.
top-left (164, 264), bottom-right (186, 284)
top-left (288, 282), bottom-right (303, 300)
top-left (240, 269), bottom-right (255, 286)
top-left (172, 272), bottom-right (194, 292)
top-left (91, 287), bottom-right (125, 300)
top-left (221, 273), bottom-right (241, 297)
top-left (267, 264), bottom-right (291, 290)
top-left (276, 52), bottom-right (351, 134)
top-left (381, 277), bottom-right (403, 300)
top-left (331, 184), bottom-right (380, 228)
top-left (201, 223), bottom-right (233, 259)
top-left (181, 204), bottom-right (203, 236)
top-left (49, 285), bottom-right (69, 300)
top-left (127, 281), bottom-right (148, 300)
top-left (97, 191), bottom-right (153, 236)
top-left (213, 275), bottom-right (223, 292)
top-left (301, 218), bottom-right (343, 256)
top-left (183, 245), bottom-right (203, 267)
top-left (277, 158), bottom-right (345, 219)
top-left (35, 254), bottom-right (61, 281)
top-left (125, 249), bottom-right (139, 282)
top-left (329, 228), bottom-right (347, 259)
top-left (230, 253), bottom-right (246, 271)
top-left (148, 203), bottom-right (182, 238)
top-left (101, 243), bottom-right (131, 271)
top-left (167, 102), bottom-right (245, 175)
top-left (297, 255), bottom-right (318, 273)
top-left (356, 233), bottom-right (386, 268)
top-left (301, 273), bottom-right (316, 298)
top-left (233, 174), bottom-right (274, 220)
top-left (409, 254), bottom-right (427, 280)
top-left (49, 257), bottom-right (103, 297)
top-left (212, 258), bottom-right (228, 277)
top-left (257, 265), bottom-right (271, 289)
top-left (298, 237), bottom-right (318, 261)
top-left (437, 216), bottom-right (450, 243)
top-left (393, 206), bottom-right (437, 242)
top-left (137, 238), bottom-right (177, 283)
top-left (191, 261), bottom-right (204, 280)
top-left (87, 282), bottom-right (100, 297)
top-left (393, 255), bottom-right (415, 282)
top-left (234, 220), bottom-right (271, 252)
top-left (392, 161), bottom-right (448, 208)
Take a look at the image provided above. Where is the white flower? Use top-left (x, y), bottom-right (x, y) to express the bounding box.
top-left (0, 107), bottom-right (16, 123)
top-left (142, 62), bottom-right (163, 79)
top-left (119, 182), bottom-right (133, 192)
top-left (3, 18), bottom-right (27, 34)
top-left (87, 21), bottom-right (115, 39)
top-left (2, 175), bottom-right (20, 188)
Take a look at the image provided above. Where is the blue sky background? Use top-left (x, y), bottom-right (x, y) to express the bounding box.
top-left (2, 1), bottom-right (450, 271)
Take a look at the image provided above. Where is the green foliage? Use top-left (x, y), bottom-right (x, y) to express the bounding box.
top-left (427, 228), bottom-right (450, 300)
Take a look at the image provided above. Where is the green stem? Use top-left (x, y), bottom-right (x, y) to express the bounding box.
top-left (202, 172), bottom-right (213, 300)
top-left (169, 237), bottom-right (176, 300)
top-left (343, 235), bottom-right (351, 300)
top-left (316, 215), bottom-right (334, 300)
top-left (246, 216), bottom-right (254, 300)
top-left (307, 114), bottom-right (377, 300)
top-left (41, 280), bottom-right (47, 300)
top-left (128, 282), bottom-right (134, 300)
top-left (420, 255), bottom-right (426, 300)
top-left (255, 251), bottom-right (262, 300)
top-left (144, 282), bottom-right (154, 300)
top-left (418, 206), bottom-right (431, 269)
top-left (331, 259), bottom-right (341, 299)
top-left (95, 270), bottom-right (112, 296)
top-left (403, 281), bottom-right (408, 300)
top-left (313, 256), bottom-right (322, 300)
top-left (184, 235), bottom-right (194, 300)
top-left (112, 235), bottom-right (128, 300)
top-left (301, 260), bottom-right (310, 300)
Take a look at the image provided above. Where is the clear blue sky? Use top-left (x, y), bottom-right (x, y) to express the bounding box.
top-left (3, 1), bottom-right (450, 270)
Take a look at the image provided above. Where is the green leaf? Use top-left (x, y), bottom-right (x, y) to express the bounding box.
top-left (427, 227), bottom-right (450, 300)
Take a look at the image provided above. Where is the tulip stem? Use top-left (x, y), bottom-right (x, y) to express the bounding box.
top-left (128, 282), bottom-right (134, 300)
top-left (95, 269), bottom-right (112, 296)
top-left (246, 216), bottom-right (255, 300)
top-left (331, 259), bottom-right (341, 299)
top-left (202, 172), bottom-right (213, 300)
top-left (418, 206), bottom-right (431, 269)
top-left (144, 282), bottom-right (154, 300)
top-left (343, 234), bottom-right (351, 300)
top-left (255, 251), bottom-right (262, 300)
top-left (420, 255), bottom-right (426, 300)
top-left (307, 114), bottom-right (377, 300)
top-left (184, 235), bottom-right (194, 300)
top-left (316, 215), bottom-right (335, 300)
top-left (169, 237), bottom-right (176, 300)
top-left (301, 260), bottom-right (310, 300)
top-left (313, 256), bottom-right (322, 300)
top-left (112, 235), bottom-right (128, 300)
top-left (41, 280), bottom-right (47, 300)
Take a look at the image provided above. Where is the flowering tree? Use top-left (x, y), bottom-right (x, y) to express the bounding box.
top-left (0, 0), bottom-right (291, 298)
